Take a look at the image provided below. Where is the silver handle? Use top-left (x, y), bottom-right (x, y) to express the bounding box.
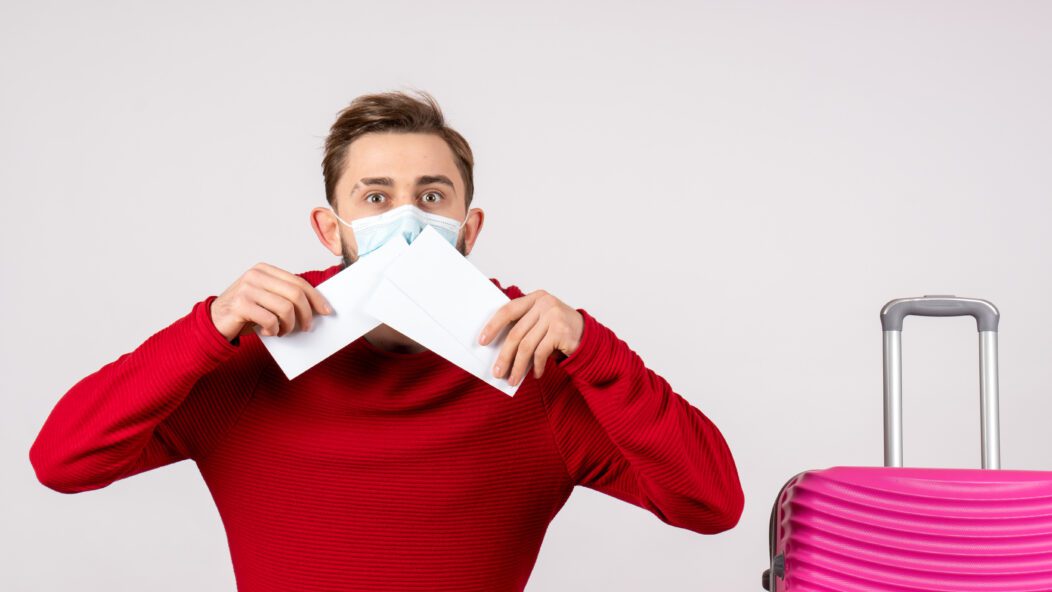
top-left (880, 295), bottom-right (1001, 470)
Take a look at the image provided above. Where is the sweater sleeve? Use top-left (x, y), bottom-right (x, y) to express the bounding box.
top-left (538, 308), bottom-right (745, 535)
top-left (29, 294), bottom-right (263, 494)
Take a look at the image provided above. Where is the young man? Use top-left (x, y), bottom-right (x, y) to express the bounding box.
top-left (29, 90), bottom-right (744, 591)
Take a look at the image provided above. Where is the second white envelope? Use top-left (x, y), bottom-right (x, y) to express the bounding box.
top-left (363, 225), bottom-right (523, 397)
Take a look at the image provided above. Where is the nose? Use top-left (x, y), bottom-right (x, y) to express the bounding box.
top-left (389, 193), bottom-right (415, 208)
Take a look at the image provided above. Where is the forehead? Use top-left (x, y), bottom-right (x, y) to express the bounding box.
top-left (340, 132), bottom-right (460, 191)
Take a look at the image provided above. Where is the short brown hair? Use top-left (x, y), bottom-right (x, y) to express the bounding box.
top-left (322, 89), bottom-right (475, 210)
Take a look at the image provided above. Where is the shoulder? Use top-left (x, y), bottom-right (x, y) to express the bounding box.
top-left (489, 277), bottom-right (525, 300)
top-left (295, 263), bottom-right (343, 287)
top-left (292, 262), bottom-right (524, 301)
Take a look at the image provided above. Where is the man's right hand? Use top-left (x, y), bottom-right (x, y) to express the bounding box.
top-left (210, 262), bottom-right (334, 342)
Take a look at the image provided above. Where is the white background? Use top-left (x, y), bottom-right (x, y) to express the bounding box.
top-left (3, 1), bottom-right (1051, 590)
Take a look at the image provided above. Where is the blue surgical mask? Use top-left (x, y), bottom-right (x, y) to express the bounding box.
top-left (331, 204), bottom-right (468, 258)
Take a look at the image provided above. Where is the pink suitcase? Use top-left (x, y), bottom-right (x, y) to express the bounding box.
top-left (762, 296), bottom-right (1052, 591)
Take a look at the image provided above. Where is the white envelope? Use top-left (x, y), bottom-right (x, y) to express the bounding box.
top-left (364, 225), bottom-right (522, 397)
top-left (256, 236), bottom-right (408, 380)
top-left (256, 225), bottom-right (523, 396)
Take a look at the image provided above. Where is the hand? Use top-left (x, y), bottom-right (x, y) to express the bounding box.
top-left (210, 262), bottom-right (334, 342)
top-left (478, 289), bottom-right (584, 386)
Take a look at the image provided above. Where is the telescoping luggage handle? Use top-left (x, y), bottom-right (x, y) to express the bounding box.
top-left (880, 295), bottom-right (1001, 469)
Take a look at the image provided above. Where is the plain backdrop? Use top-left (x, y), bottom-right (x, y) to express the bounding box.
top-left (3, 1), bottom-right (1051, 590)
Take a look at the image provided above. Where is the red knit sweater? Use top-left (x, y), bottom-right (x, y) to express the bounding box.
top-left (29, 264), bottom-right (744, 591)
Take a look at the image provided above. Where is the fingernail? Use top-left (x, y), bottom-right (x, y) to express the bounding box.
top-left (493, 364), bottom-right (500, 376)
top-left (479, 332), bottom-right (487, 344)
top-left (324, 304), bottom-right (333, 314)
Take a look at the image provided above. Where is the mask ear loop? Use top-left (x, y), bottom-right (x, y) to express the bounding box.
top-left (328, 209), bottom-right (359, 260)
top-left (330, 208), bottom-right (353, 229)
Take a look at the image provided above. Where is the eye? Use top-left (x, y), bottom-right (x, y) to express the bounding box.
top-left (421, 191), bottom-right (443, 204)
top-left (365, 192), bottom-right (385, 204)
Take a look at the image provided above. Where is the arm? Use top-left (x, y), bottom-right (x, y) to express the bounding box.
top-left (28, 295), bottom-right (263, 493)
top-left (538, 308), bottom-right (744, 534)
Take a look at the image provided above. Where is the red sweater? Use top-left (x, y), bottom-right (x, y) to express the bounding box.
top-left (29, 264), bottom-right (744, 591)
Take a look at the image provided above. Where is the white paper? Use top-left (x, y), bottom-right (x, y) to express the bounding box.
top-left (256, 236), bottom-right (409, 380)
top-left (365, 276), bottom-right (509, 392)
top-left (363, 226), bottom-right (522, 396)
top-left (256, 225), bottom-right (522, 396)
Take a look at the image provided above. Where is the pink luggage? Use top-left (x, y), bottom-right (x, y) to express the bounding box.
top-left (762, 296), bottom-right (1052, 591)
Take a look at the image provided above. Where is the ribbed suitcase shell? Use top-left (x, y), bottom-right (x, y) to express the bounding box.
top-left (763, 297), bottom-right (1052, 591)
top-left (770, 466), bottom-right (1052, 591)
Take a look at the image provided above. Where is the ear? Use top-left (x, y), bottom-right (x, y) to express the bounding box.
top-left (310, 206), bottom-right (347, 258)
top-left (461, 207), bottom-right (485, 255)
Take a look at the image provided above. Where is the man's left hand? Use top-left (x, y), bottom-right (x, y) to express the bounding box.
top-left (478, 290), bottom-right (584, 386)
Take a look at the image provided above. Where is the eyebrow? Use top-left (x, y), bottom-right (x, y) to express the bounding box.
top-left (352, 175), bottom-right (456, 194)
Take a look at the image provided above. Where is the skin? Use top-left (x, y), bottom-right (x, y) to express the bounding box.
top-left (213, 131), bottom-right (584, 387)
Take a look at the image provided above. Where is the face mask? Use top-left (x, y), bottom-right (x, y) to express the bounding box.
top-left (331, 204), bottom-right (468, 258)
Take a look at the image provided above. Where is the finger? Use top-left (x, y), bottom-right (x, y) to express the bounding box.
top-left (254, 262), bottom-right (333, 316)
top-left (247, 268), bottom-right (315, 332)
top-left (251, 262), bottom-right (326, 323)
top-left (533, 332), bottom-right (559, 379)
top-left (493, 306), bottom-right (539, 379)
top-left (246, 284), bottom-right (300, 336)
top-left (509, 318), bottom-right (548, 386)
top-left (479, 293), bottom-right (539, 346)
top-left (241, 300), bottom-right (281, 337)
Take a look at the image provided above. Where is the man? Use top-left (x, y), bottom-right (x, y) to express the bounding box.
top-left (29, 90), bottom-right (744, 591)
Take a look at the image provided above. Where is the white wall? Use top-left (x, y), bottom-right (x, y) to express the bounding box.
top-left (3, 1), bottom-right (1051, 589)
